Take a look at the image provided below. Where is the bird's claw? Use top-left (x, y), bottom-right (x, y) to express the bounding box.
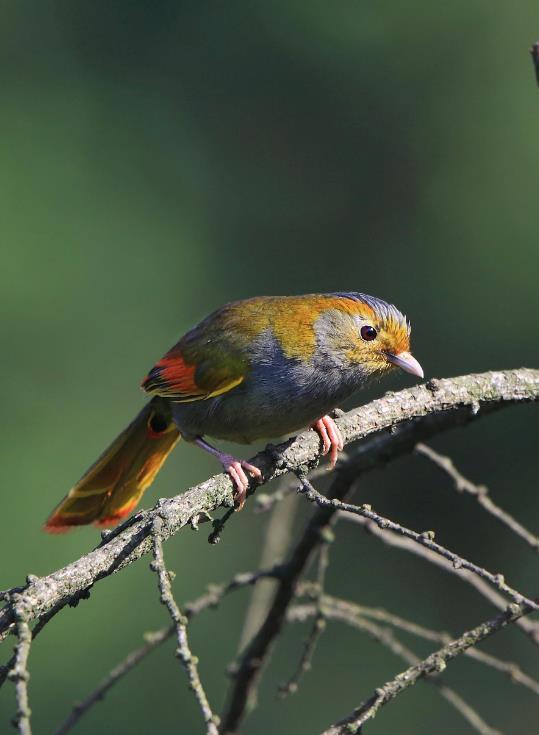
top-left (220, 456), bottom-right (262, 510)
top-left (312, 415), bottom-right (344, 469)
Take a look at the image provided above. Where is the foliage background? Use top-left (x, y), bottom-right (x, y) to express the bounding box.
top-left (1, 2), bottom-right (538, 733)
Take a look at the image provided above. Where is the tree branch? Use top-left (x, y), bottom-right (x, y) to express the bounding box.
top-left (54, 626), bottom-right (173, 735)
top-left (150, 516), bottom-right (219, 735)
top-left (298, 479), bottom-right (537, 610)
top-left (1, 370), bottom-right (536, 644)
top-left (1, 368), bottom-right (538, 733)
top-left (339, 511), bottom-right (539, 645)
top-left (415, 443), bottom-right (539, 551)
top-left (321, 598), bottom-right (535, 733)
top-left (297, 593), bottom-right (539, 697)
top-left (215, 369), bottom-right (539, 733)
top-left (289, 603), bottom-right (502, 735)
top-left (54, 564), bottom-right (284, 734)
top-left (9, 599), bottom-right (32, 735)
top-left (278, 537), bottom-right (332, 697)
top-left (54, 571), bottom-right (539, 735)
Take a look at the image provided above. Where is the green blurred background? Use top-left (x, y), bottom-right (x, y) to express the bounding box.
top-left (1, 2), bottom-right (538, 733)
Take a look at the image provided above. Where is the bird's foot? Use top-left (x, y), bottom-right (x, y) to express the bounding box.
top-left (194, 437), bottom-right (262, 510)
top-left (311, 415), bottom-right (344, 469)
top-left (219, 455), bottom-right (262, 510)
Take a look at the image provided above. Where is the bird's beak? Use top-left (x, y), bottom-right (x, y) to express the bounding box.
top-left (385, 351), bottom-right (424, 379)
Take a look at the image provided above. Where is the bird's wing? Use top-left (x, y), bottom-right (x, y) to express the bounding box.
top-left (141, 328), bottom-right (247, 403)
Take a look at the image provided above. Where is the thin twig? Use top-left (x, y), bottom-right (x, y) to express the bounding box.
top-left (9, 600), bottom-right (32, 735)
top-left (297, 478), bottom-right (537, 611)
top-left (254, 464), bottom-right (338, 514)
top-left (466, 648), bottom-right (539, 697)
top-left (184, 566), bottom-right (286, 617)
top-left (150, 516), bottom-right (219, 735)
top-left (56, 567), bottom-right (539, 735)
top-left (301, 594), bottom-right (539, 698)
top-left (279, 535), bottom-right (333, 697)
top-left (220, 462), bottom-right (358, 732)
top-left (416, 443), bottom-right (539, 551)
top-left (289, 603), bottom-right (502, 735)
top-left (313, 593), bottom-right (444, 642)
top-left (55, 564), bottom-right (285, 734)
top-left (253, 485), bottom-right (296, 514)
top-left (321, 599), bottom-right (534, 733)
top-left (1, 588), bottom-right (92, 689)
top-left (339, 511), bottom-right (539, 646)
top-left (54, 626), bottom-right (173, 735)
top-left (436, 687), bottom-right (502, 735)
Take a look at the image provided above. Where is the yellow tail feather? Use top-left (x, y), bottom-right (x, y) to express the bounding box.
top-left (44, 399), bottom-right (180, 532)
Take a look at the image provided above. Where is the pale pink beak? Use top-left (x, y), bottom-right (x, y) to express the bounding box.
top-left (386, 351), bottom-right (424, 379)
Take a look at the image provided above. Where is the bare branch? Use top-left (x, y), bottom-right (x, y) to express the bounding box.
top-left (466, 648), bottom-right (539, 697)
top-left (253, 464), bottom-right (335, 514)
top-left (416, 443), bottom-right (539, 551)
top-left (301, 594), bottom-right (539, 698)
top-left (54, 626), bottom-right (173, 735)
top-left (289, 603), bottom-right (502, 735)
top-left (220, 464), bottom-right (352, 733)
top-left (55, 564), bottom-right (284, 733)
top-left (9, 600), bottom-right (32, 735)
top-left (150, 516), bottom-right (219, 735)
top-left (1, 369), bottom-right (537, 648)
top-left (309, 592), bottom-right (445, 642)
top-left (298, 478), bottom-right (537, 610)
top-left (279, 536), bottom-right (332, 697)
top-left (219, 369), bottom-right (539, 734)
top-left (436, 687), bottom-right (502, 735)
top-left (183, 566), bottom-right (286, 617)
top-left (339, 512), bottom-right (539, 646)
top-left (55, 568), bottom-right (539, 735)
top-left (0, 368), bottom-right (537, 735)
top-left (1, 589), bottom-right (92, 688)
top-left (321, 599), bottom-right (534, 733)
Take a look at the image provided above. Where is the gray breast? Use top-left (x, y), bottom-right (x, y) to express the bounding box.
top-left (171, 329), bottom-right (367, 443)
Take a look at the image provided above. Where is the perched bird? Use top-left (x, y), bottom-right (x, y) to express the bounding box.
top-left (45, 292), bottom-right (423, 531)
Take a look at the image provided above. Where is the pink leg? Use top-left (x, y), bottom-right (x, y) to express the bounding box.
top-left (311, 415), bottom-right (344, 469)
top-left (194, 437), bottom-right (262, 510)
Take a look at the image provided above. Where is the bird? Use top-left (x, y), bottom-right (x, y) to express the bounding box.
top-left (44, 292), bottom-right (423, 531)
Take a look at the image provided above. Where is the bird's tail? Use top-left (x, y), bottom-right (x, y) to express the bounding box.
top-left (44, 398), bottom-right (180, 532)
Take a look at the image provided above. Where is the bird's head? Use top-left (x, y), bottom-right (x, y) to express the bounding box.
top-left (321, 292), bottom-right (424, 380)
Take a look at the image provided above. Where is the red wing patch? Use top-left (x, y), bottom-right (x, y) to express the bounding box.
top-left (141, 349), bottom-right (203, 401)
top-left (141, 347), bottom-right (244, 402)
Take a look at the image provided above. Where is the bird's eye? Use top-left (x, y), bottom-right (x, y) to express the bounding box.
top-left (360, 325), bottom-right (377, 341)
